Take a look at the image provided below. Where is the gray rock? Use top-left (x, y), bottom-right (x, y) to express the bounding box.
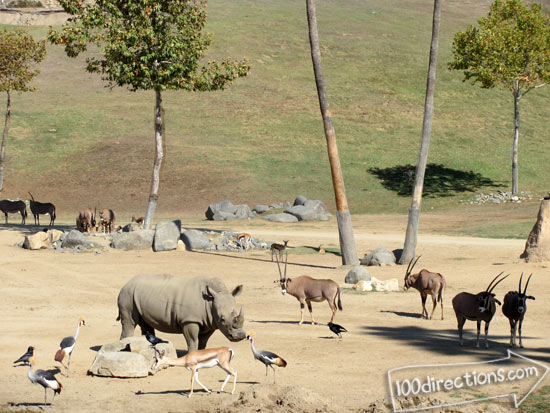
top-left (317, 213), bottom-right (332, 221)
top-left (89, 336), bottom-right (176, 378)
top-left (294, 195), bottom-right (308, 206)
top-left (181, 229), bottom-right (211, 250)
top-left (361, 247), bottom-right (396, 266)
top-left (269, 202), bottom-right (284, 209)
top-left (284, 205), bottom-right (318, 221)
top-left (304, 199), bottom-right (329, 214)
top-left (345, 265), bottom-right (371, 284)
top-left (263, 213), bottom-right (299, 223)
top-left (234, 204), bottom-right (253, 219)
top-left (111, 230), bottom-right (155, 251)
top-left (153, 220), bottom-right (181, 252)
top-left (62, 230), bottom-right (93, 248)
top-left (283, 201), bottom-right (292, 209)
top-left (23, 232), bottom-right (50, 250)
top-left (205, 200), bottom-right (237, 220)
top-left (253, 204), bottom-right (269, 214)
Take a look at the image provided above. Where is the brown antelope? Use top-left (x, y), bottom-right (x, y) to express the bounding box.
top-left (270, 240), bottom-right (288, 261)
top-left (235, 233), bottom-right (251, 250)
top-left (99, 208), bottom-right (116, 233)
top-left (152, 347), bottom-right (237, 397)
top-left (452, 272), bottom-right (509, 348)
top-left (275, 251), bottom-right (342, 325)
top-left (76, 208), bottom-right (96, 233)
top-left (403, 256), bottom-right (446, 320)
top-left (131, 215), bottom-right (144, 228)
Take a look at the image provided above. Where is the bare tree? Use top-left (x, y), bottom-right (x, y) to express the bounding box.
top-left (305, 0), bottom-right (358, 265)
top-left (399, 0), bottom-right (442, 265)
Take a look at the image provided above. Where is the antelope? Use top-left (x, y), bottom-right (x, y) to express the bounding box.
top-left (131, 215), bottom-right (144, 228)
top-left (502, 273), bottom-right (535, 348)
top-left (452, 272), bottom-right (509, 348)
top-left (403, 256), bottom-right (446, 320)
top-left (276, 251), bottom-right (342, 325)
top-left (270, 240), bottom-right (288, 261)
top-left (76, 208), bottom-right (96, 233)
top-left (99, 208), bottom-right (116, 233)
top-left (28, 193), bottom-right (56, 226)
top-left (0, 199), bottom-right (27, 224)
top-left (235, 233), bottom-right (251, 250)
top-left (152, 347), bottom-right (237, 397)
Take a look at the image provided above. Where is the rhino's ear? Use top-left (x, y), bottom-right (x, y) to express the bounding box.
top-left (232, 285), bottom-right (243, 297)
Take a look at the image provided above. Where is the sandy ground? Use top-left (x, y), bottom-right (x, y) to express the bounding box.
top-left (1, 214), bottom-right (549, 412)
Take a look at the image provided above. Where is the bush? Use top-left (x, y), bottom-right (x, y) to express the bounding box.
top-left (7, 0), bottom-right (43, 7)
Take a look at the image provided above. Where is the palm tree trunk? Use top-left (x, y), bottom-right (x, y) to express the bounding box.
top-left (399, 0), bottom-right (441, 265)
top-left (0, 91), bottom-right (11, 193)
top-left (143, 89), bottom-right (165, 229)
top-left (306, 0), bottom-right (358, 265)
top-left (512, 89), bottom-right (520, 195)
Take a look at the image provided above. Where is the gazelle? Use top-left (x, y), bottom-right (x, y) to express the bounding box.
top-left (403, 256), bottom-right (446, 320)
top-left (275, 250), bottom-right (342, 325)
top-left (152, 347), bottom-right (237, 397)
top-left (235, 233), bottom-right (251, 250)
top-left (270, 240), bottom-right (288, 261)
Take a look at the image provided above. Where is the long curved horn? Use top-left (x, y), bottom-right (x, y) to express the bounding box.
top-left (275, 253), bottom-right (284, 280)
top-left (485, 272), bottom-right (504, 292)
top-left (523, 273), bottom-right (533, 295)
top-left (406, 255), bottom-right (421, 276)
top-left (284, 249), bottom-right (288, 279)
top-left (488, 273), bottom-right (509, 293)
top-left (518, 272), bottom-right (524, 293)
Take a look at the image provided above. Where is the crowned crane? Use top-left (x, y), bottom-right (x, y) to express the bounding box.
top-left (14, 346), bottom-right (34, 365)
top-left (145, 332), bottom-right (168, 347)
top-left (27, 357), bottom-right (62, 405)
top-left (55, 317), bottom-right (85, 372)
top-left (328, 322), bottom-right (348, 339)
top-left (247, 334), bottom-right (287, 383)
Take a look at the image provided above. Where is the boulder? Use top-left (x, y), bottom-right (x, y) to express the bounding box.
top-left (23, 231), bottom-right (50, 250)
top-left (303, 199), bottom-right (329, 214)
top-left (111, 229), bottom-right (155, 251)
top-left (354, 280), bottom-right (373, 292)
top-left (520, 198), bottom-right (550, 263)
top-left (62, 230), bottom-right (93, 248)
top-left (205, 200), bottom-right (237, 220)
top-left (181, 229), bottom-right (211, 250)
top-left (293, 195), bottom-right (308, 206)
top-left (263, 213), bottom-right (299, 223)
top-left (153, 220), bottom-right (181, 252)
top-left (48, 229), bottom-right (64, 244)
top-left (234, 204), bottom-right (253, 219)
top-left (284, 205), bottom-right (318, 221)
top-left (345, 265), bottom-right (371, 284)
top-left (253, 204), bottom-right (269, 214)
top-left (88, 336), bottom-right (176, 378)
top-left (361, 247), bottom-right (396, 266)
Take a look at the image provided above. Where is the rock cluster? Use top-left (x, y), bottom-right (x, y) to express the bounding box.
top-left (205, 195), bottom-right (332, 222)
top-left (182, 229), bottom-right (271, 252)
top-left (460, 190), bottom-right (531, 205)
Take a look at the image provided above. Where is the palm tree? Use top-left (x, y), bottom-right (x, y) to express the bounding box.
top-left (305, 0), bottom-right (358, 265)
top-left (399, 0), bottom-right (442, 265)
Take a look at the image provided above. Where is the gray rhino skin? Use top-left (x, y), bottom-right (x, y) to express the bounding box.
top-left (117, 274), bottom-right (245, 351)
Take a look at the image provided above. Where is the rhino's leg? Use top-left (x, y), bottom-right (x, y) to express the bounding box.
top-left (119, 305), bottom-right (141, 339)
top-left (183, 323), bottom-right (200, 351)
top-left (198, 330), bottom-right (215, 350)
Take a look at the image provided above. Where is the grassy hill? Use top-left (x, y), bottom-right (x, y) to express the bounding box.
top-left (1, 0), bottom-right (549, 229)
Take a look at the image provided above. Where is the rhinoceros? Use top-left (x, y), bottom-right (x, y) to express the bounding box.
top-left (117, 274), bottom-right (245, 351)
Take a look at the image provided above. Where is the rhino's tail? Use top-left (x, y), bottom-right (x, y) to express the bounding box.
top-left (116, 312), bottom-right (121, 321)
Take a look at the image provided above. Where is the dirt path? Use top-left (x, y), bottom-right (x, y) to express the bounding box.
top-left (1, 215), bottom-right (548, 412)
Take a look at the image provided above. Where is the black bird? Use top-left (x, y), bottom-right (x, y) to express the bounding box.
top-left (145, 332), bottom-right (168, 347)
top-left (14, 346), bottom-right (34, 365)
top-left (328, 322), bottom-right (347, 338)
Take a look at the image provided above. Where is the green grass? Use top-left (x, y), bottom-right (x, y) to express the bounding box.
top-left (520, 386), bottom-right (550, 413)
top-left (1, 0), bottom-right (549, 227)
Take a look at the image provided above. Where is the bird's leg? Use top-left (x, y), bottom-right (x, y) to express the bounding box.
top-left (44, 387), bottom-right (48, 405)
top-left (271, 365), bottom-right (276, 384)
top-left (265, 364), bottom-right (268, 377)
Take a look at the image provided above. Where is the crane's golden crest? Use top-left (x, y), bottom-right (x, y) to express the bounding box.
top-left (246, 331), bottom-right (256, 338)
top-left (78, 316), bottom-right (86, 324)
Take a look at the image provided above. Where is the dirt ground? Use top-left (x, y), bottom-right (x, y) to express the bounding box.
top-left (1, 213), bottom-right (549, 412)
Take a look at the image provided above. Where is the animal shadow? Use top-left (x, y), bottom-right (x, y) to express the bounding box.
top-left (380, 310), bottom-right (422, 319)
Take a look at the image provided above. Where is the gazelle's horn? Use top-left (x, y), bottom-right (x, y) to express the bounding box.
top-left (488, 273), bottom-right (509, 294)
top-left (485, 271), bottom-right (504, 292)
top-left (518, 272), bottom-right (524, 293)
top-left (275, 252), bottom-right (283, 280)
top-left (523, 273), bottom-right (533, 295)
top-left (406, 255), bottom-right (421, 276)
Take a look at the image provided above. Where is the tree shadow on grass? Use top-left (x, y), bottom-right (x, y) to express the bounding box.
top-left (361, 325), bottom-right (550, 363)
top-left (368, 163), bottom-right (501, 197)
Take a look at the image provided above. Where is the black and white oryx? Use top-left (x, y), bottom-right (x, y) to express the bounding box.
top-left (275, 250), bottom-right (342, 325)
top-left (502, 273), bottom-right (535, 348)
top-left (452, 272), bottom-right (509, 348)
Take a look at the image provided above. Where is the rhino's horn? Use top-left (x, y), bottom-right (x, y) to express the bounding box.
top-left (236, 306), bottom-right (244, 325)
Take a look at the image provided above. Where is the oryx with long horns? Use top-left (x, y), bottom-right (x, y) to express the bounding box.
top-left (502, 273), bottom-right (535, 348)
top-left (403, 256), bottom-right (446, 320)
top-left (274, 250), bottom-right (342, 325)
top-left (452, 272), bottom-right (509, 348)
